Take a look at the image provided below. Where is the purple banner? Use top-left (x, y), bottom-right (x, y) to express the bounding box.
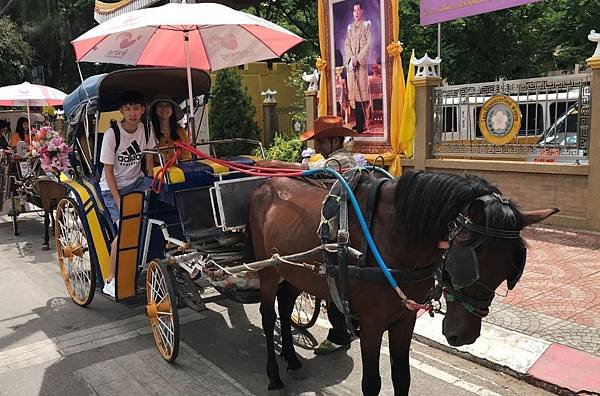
top-left (420, 0), bottom-right (541, 26)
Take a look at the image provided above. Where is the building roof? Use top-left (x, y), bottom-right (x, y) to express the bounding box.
top-left (94, 0), bottom-right (262, 23)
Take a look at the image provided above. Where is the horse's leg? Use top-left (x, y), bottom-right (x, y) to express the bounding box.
top-left (276, 282), bottom-right (302, 372)
top-left (388, 316), bottom-right (416, 396)
top-left (260, 269), bottom-right (284, 390)
top-left (42, 211), bottom-right (50, 251)
top-left (360, 320), bottom-right (385, 396)
top-left (49, 210), bottom-right (55, 234)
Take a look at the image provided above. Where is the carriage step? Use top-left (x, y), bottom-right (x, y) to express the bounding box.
top-left (185, 227), bottom-right (226, 242)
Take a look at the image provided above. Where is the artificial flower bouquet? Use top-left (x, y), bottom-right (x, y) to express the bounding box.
top-left (30, 126), bottom-right (72, 177)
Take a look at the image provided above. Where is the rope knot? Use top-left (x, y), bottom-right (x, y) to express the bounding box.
top-left (316, 57), bottom-right (327, 71)
top-left (386, 41), bottom-right (403, 57)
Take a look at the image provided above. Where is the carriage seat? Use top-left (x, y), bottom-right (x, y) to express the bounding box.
top-left (153, 156), bottom-right (259, 206)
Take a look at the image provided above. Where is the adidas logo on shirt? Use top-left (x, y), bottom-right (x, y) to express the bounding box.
top-left (117, 140), bottom-right (143, 166)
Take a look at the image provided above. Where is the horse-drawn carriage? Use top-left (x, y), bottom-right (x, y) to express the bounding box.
top-left (0, 111), bottom-right (68, 249)
top-left (57, 66), bottom-right (311, 361)
top-left (56, 66), bottom-right (561, 394)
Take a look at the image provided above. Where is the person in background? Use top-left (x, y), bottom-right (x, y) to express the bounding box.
top-left (148, 95), bottom-right (191, 162)
top-left (0, 119), bottom-right (11, 150)
top-left (11, 117), bottom-right (31, 149)
top-left (256, 115), bottom-right (358, 171)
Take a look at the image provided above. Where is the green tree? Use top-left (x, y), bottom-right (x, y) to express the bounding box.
top-left (4, 0), bottom-right (114, 91)
top-left (209, 68), bottom-right (261, 157)
top-left (0, 16), bottom-right (32, 85)
top-left (399, 0), bottom-right (600, 84)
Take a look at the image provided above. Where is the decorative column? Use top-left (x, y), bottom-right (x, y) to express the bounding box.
top-left (304, 69), bottom-right (319, 149)
top-left (586, 30), bottom-right (600, 230)
top-left (412, 54), bottom-right (442, 170)
top-left (261, 89), bottom-right (278, 144)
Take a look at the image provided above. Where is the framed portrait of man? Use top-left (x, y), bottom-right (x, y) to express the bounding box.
top-left (329, 0), bottom-right (389, 144)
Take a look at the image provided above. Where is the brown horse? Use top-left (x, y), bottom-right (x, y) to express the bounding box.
top-left (32, 177), bottom-right (68, 250)
top-left (248, 170), bottom-right (558, 395)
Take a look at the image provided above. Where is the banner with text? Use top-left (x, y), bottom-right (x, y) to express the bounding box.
top-left (420, 0), bottom-right (541, 26)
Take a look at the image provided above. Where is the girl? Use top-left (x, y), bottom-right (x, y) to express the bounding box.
top-left (11, 117), bottom-right (31, 148)
top-left (148, 95), bottom-right (191, 161)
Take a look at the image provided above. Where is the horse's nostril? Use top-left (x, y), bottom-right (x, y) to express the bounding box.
top-left (446, 335), bottom-right (461, 346)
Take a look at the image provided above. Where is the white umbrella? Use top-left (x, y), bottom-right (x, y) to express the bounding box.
top-left (0, 82), bottom-right (67, 143)
top-left (71, 2), bottom-right (303, 137)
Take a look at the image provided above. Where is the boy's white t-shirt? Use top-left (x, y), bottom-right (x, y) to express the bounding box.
top-left (99, 121), bottom-right (156, 191)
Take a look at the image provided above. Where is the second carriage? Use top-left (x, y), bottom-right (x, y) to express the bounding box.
top-left (57, 67), bottom-right (321, 362)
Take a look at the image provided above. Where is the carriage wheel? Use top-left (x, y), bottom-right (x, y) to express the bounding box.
top-left (55, 197), bottom-right (95, 307)
top-left (146, 259), bottom-right (180, 362)
top-left (291, 292), bottom-right (322, 330)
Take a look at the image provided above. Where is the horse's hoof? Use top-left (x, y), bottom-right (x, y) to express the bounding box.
top-left (41, 245), bottom-right (50, 251)
top-left (287, 367), bottom-right (307, 381)
top-left (268, 387), bottom-right (287, 395)
top-left (268, 380), bottom-right (285, 392)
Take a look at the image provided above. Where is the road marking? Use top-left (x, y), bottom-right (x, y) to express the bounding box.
top-left (75, 343), bottom-right (254, 396)
top-left (314, 320), bottom-right (502, 395)
top-left (0, 310), bottom-right (205, 374)
top-left (408, 355), bottom-right (502, 396)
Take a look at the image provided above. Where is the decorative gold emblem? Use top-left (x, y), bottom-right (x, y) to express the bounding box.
top-left (478, 95), bottom-right (522, 145)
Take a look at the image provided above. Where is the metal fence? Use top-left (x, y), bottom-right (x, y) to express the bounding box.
top-left (432, 74), bottom-right (592, 163)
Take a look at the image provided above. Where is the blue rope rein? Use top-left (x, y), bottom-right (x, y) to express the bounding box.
top-left (300, 167), bottom-right (433, 312)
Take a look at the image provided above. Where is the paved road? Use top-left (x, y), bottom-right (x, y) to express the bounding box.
top-left (0, 214), bottom-right (551, 395)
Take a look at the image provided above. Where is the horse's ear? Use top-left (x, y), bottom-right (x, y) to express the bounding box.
top-left (467, 200), bottom-right (485, 223)
top-left (522, 208), bottom-right (560, 227)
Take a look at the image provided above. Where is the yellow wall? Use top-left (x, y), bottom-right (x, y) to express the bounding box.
top-left (212, 62), bottom-right (300, 143)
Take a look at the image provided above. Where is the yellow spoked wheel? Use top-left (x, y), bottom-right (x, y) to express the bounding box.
top-left (55, 197), bottom-right (95, 307)
top-left (291, 292), bottom-right (322, 330)
top-left (146, 259), bottom-right (180, 362)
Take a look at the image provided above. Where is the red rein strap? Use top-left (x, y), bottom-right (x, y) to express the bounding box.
top-left (151, 149), bottom-right (181, 194)
top-left (151, 142), bottom-right (307, 194)
top-left (175, 141), bottom-right (306, 177)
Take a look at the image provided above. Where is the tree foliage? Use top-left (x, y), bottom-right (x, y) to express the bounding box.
top-left (0, 16), bottom-right (32, 85)
top-left (398, 0), bottom-right (600, 84)
top-left (1, 0), bottom-right (598, 91)
top-left (209, 68), bottom-right (260, 157)
top-left (264, 133), bottom-right (304, 162)
top-left (2, 0), bottom-right (117, 91)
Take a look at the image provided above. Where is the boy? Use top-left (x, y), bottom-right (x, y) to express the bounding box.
top-left (100, 91), bottom-right (155, 297)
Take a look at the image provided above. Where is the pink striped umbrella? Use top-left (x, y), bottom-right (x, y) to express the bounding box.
top-left (71, 2), bottom-right (303, 135)
top-left (0, 82), bottom-right (66, 107)
top-left (0, 82), bottom-right (67, 142)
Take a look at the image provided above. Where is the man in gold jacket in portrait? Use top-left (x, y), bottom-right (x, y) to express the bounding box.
top-left (344, 1), bottom-right (372, 133)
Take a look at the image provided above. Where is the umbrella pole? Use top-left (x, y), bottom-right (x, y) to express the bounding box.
top-left (26, 100), bottom-right (31, 146)
top-left (184, 31), bottom-right (196, 145)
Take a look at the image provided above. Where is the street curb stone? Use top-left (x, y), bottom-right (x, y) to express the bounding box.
top-left (413, 312), bottom-right (600, 395)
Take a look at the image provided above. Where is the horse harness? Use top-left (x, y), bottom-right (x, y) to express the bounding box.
top-left (318, 171), bottom-right (436, 332)
top-left (317, 173), bottom-right (526, 321)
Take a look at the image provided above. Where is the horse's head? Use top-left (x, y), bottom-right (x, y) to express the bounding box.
top-left (440, 193), bottom-right (558, 346)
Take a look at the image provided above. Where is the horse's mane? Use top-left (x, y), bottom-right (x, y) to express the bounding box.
top-left (393, 170), bottom-right (523, 250)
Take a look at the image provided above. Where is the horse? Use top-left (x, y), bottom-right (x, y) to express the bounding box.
top-left (248, 170), bottom-right (558, 395)
top-left (32, 177), bottom-right (68, 250)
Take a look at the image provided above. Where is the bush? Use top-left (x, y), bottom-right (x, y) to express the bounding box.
top-left (263, 133), bottom-right (304, 162)
top-left (209, 68), bottom-right (260, 157)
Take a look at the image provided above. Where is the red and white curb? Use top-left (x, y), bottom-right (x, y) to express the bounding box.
top-left (413, 312), bottom-right (600, 394)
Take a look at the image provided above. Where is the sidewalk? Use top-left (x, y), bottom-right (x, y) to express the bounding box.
top-left (413, 225), bottom-right (600, 395)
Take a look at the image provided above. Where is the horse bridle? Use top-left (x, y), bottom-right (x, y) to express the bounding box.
top-left (436, 193), bottom-right (524, 318)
